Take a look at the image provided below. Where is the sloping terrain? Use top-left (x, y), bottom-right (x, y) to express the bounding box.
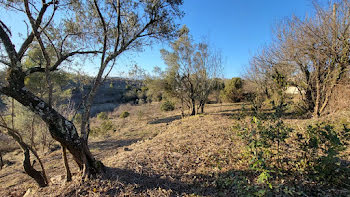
top-left (0, 104), bottom-right (243, 196)
top-left (0, 103), bottom-right (349, 196)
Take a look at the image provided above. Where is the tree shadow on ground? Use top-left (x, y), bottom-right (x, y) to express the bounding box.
top-left (89, 139), bottom-right (140, 151)
top-left (74, 167), bottom-right (325, 196)
top-left (148, 115), bottom-right (182, 125)
top-left (208, 103), bottom-right (242, 108)
top-left (215, 107), bottom-right (305, 121)
top-left (74, 167), bottom-right (224, 196)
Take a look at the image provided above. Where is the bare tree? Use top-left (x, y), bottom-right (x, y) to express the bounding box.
top-left (247, 0), bottom-right (350, 117)
top-left (278, 1), bottom-right (350, 116)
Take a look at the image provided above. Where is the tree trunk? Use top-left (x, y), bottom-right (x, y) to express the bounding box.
top-left (181, 98), bottom-right (185, 118)
top-left (0, 151), bottom-right (3, 169)
top-left (0, 86), bottom-right (104, 178)
top-left (304, 88), bottom-right (315, 112)
top-left (197, 100), bottom-right (205, 114)
top-left (62, 146), bottom-right (72, 182)
top-left (314, 65), bottom-right (321, 117)
top-left (23, 148), bottom-right (48, 187)
top-left (30, 116), bottom-right (36, 149)
top-left (3, 126), bottom-right (48, 187)
top-left (191, 98), bottom-right (196, 116)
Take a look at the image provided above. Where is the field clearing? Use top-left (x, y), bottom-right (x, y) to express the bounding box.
top-left (0, 103), bottom-right (349, 196)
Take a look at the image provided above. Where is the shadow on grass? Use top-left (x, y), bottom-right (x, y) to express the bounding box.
top-left (73, 167), bottom-right (223, 196)
top-left (215, 108), bottom-right (305, 121)
top-left (208, 103), bottom-right (243, 108)
top-left (75, 167), bottom-right (337, 196)
top-left (89, 139), bottom-right (140, 151)
top-left (148, 115), bottom-right (182, 125)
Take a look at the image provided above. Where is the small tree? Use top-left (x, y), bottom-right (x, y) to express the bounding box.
top-left (194, 42), bottom-right (223, 113)
top-left (222, 78), bottom-right (243, 102)
top-left (161, 26), bottom-right (223, 115)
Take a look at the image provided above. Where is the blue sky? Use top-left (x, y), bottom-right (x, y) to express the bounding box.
top-left (121, 0), bottom-right (313, 78)
top-left (1, 0), bottom-right (313, 78)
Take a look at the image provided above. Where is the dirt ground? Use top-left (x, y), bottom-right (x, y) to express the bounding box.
top-left (0, 103), bottom-right (349, 196)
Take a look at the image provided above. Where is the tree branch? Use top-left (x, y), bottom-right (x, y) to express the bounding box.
top-left (0, 21), bottom-right (19, 67)
top-left (25, 50), bottom-right (100, 76)
top-left (18, 1), bottom-right (55, 60)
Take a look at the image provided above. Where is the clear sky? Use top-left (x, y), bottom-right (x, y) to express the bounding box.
top-left (0, 0), bottom-right (313, 78)
top-left (117, 0), bottom-right (313, 78)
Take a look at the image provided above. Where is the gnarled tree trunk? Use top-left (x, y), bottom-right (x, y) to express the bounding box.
top-left (62, 146), bottom-right (72, 182)
top-left (22, 148), bottom-right (47, 187)
top-left (0, 151), bottom-right (3, 169)
top-left (0, 85), bottom-right (104, 178)
top-left (1, 125), bottom-right (48, 187)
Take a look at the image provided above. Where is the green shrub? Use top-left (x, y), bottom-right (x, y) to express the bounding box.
top-left (238, 117), bottom-right (292, 192)
top-left (90, 120), bottom-right (114, 136)
top-left (295, 123), bottom-right (350, 185)
top-left (119, 111), bottom-right (130, 118)
top-left (236, 118), bottom-right (350, 195)
top-left (97, 112), bottom-right (108, 120)
top-left (161, 101), bottom-right (175, 111)
top-left (221, 77), bottom-right (243, 102)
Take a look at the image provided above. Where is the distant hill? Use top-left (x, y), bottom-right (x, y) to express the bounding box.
top-left (0, 70), bottom-right (143, 116)
top-left (70, 77), bottom-right (143, 115)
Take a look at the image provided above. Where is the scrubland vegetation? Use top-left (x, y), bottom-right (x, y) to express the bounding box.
top-left (0, 0), bottom-right (349, 196)
top-left (0, 102), bottom-right (349, 196)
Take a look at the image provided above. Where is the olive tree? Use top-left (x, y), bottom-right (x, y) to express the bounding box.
top-left (161, 26), bottom-right (223, 115)
top-left (0, 0), bottom-right (183, 184)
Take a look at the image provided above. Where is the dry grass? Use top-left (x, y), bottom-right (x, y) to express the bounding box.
top-left (0, 102), bottom-right (349, 196)
top-left (327, 84), bottom-right (350, 114)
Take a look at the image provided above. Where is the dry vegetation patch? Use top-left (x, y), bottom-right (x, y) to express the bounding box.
top-left (1, 103), bottom-right (349, 196)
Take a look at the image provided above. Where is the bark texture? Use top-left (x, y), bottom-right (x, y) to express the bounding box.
top-left (0, 85), bottom-right (104, 177)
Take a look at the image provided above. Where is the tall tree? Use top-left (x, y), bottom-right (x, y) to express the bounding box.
top-left (194, 42), bottom-right (223, 113)
top-left (247, 0), bottom-right (350, 117)
top-left (0, 0), bottom-right (183, 182)
top-left (74, 0), bottom-right (183, 143)
top-left (161, 26), bottom-right (223, 115)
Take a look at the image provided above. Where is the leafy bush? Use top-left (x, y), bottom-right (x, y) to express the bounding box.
top-left (97, 112), bottom-right (108, 120)
top-left (123, 89), bottom-right (138, 103)
top-left (238, 117), bottom-right (292, 191)
top-left (160, 101), bottom-right (175, 111)
top-left (295, 123), bottom-right (350, 185)
top-left (119, 111), bottom-right (130, 118)
top-left (221, 77), bottom-right (243, 102)
top-left (236, 118), bottom-right (350, 195)
top-left (90, 120), bottom-right (114, 136)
